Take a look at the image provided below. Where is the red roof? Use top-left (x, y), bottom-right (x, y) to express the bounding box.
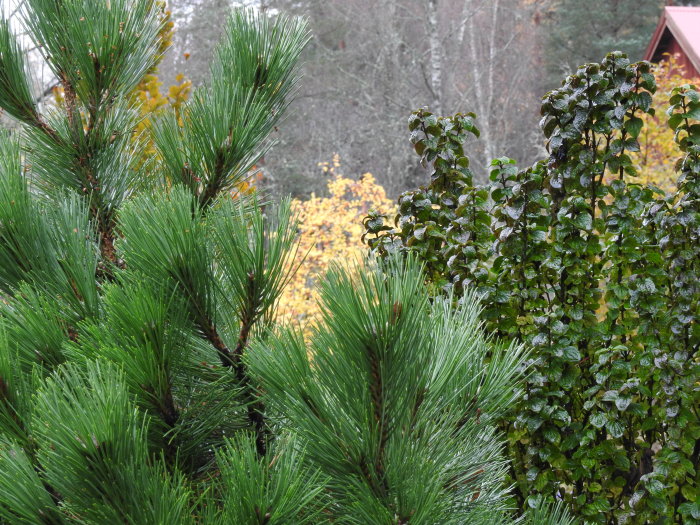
top-left (645, 6), bottom-right (700, 76)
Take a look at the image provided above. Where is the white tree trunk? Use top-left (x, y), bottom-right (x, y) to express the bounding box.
top-left (484, 0), bottom-right (500, 163)
top-left (468, 0), bottom-right (500, 164)
top-left (427, 0), bottom-right (443, 115)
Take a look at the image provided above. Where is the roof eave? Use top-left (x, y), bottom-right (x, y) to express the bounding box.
top-left (665, 13), bottom-right (700, 74)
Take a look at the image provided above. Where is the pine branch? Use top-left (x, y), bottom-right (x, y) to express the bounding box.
top-left (213, 435), bottom-right (328, 523)
top-left (0, 4), bottom-right (334, 522)
top-left (196, 315), bottom-right (268, 456)
top-left (366, 340), bottom-right (388, 491)
top-left (12, 0), bottom-right (163, 274)
top-left (154, 10), bottom-right (309, 206)
top-left (232, 273), bottom-right (270, 457)
top-left (196, 277), bottom-right (268, 456)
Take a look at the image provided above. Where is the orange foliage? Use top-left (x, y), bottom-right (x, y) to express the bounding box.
top-left (278, 155), bottom-right (396, 328)
top-left (633, 54), bottom-right (697, 192)
top-left (132, 72), bottom-right (191, 145)
top-left (230, 170), bottom-right (264, 198)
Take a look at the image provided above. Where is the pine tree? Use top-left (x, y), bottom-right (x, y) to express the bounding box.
top-left (247, 257), bottom-right (578, 524)
top-left (0, 1), bottom-right (574, 523)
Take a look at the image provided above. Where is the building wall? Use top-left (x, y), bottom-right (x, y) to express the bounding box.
top-left (652, 30), bottom-right (700, 78)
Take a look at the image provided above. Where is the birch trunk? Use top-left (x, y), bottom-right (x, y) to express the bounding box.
top-left (427, 0), bottom-right (443, 115)
top-left (468, 0), bottom-right (500, 164)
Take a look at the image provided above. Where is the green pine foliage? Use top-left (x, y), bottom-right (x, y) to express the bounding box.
top-left (153, 10), bottom-right (309, 209)
top-left (248, 258), bottom-right (527, 523)
top-left (365, 53), bottom-right (700, 523)
top-left (0, 1), bottom-right (575, 524)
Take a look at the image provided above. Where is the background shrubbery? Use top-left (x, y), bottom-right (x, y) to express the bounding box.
top-left (278, 155), bottom-right (396, 328)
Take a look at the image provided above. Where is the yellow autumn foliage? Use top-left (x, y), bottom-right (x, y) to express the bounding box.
top-left (278, 155), bottom-right (396, 328)
top-left (132, 71), bottom-right (191, 158)
top-left (633, 54), bottom-right (697, 192)
top-left (130, 2), bottom-right (192, 164)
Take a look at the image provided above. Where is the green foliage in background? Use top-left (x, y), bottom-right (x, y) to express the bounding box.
top-left (365, 52), bottom-right (700, 524)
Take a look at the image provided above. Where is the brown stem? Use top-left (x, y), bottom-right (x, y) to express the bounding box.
top-left (97, 214), bottom-right (118, 264)
top-left (233, 318), bottom-right (254, 373)
top-left (224, 310), bottom-right (269, 457)
top-left (39, 480), bottom-right (64, 525)
top-left (197, 300), bottom-right (268, 456)
top-left (0, 377), bottom-right (24, 432)
top-left (61, 72), bottom-right (79, 131)
top-left (59, 70), bottom-right (121, 276)
top-left (200, 319), bottom-right (235, 369)
top-left (199, 127), bottom-right (234, 209)
top-left (34, 119), bottom-right (60, 143)
top-left (160, 387), bottom-right (179, 428)
top-left (199, 182), bottom-right (223, 211)
top-left (142, 383), bottom-right (180, 461)
top-left (367, 337), bottom-right (389, 495)
top-left (247, 396), bottom-right (268, 457)
top-left (94, 212), bottom-right (124, 281)
top-left (233, 314), bottom-right (268, 457)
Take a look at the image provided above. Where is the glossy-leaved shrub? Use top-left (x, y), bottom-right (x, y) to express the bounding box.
top-left (365, 52), bottom-right (700, 524)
